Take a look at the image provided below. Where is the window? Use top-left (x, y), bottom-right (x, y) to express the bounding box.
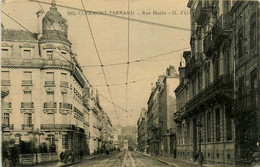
top-left (46, 72), bottom-right (54, 81)
top-left (62, 135), bottom-right (69, 149)
top-left (205, 64), bottom-right (210, 86)
top-left (192, 78), bottom-right (196, 97)
top-left (238, 28), bottom-right (244, 58)
top-left (224, 51), bottom-right (230, 74)
top-left (48, 134), bottom-right (55, 145)
top-left (24, 113), bottom-right (32, 125)
top-left (226, 108), bottom-right (232, 140)
top-left (251, 69), bottom-right (257, 90)
top-left (1, 71), bottom-right (10, 80)
top-left (61, 73), bottom-right (67, 81)
top-left (2, 49), bottom-right (9, 58)
top-left (198, 73), bottom-right (202, 92)
top-left (23, 49), bottom-right (31, 59)
top-left (3, 113), bottom-right (10, 126)
top-left (46, 50), bottom-right (53, 60)
top-left (213, 58), bottom-right (219, 81)
top-left (215, 109), bottom-right (221, 141)
top-left (207, 112), bottom-right (211, 142)
top-left (250, 14), bottom-right (256, 49)
top-left (47, 91), bottom-right (54, 102)
top-left (23, 90), bottom-right (32, 102)
top-left (238, 76), bottom-right (244, 98)
top-left (61, 51), bottom-right (66, 55)
top-left (23, 71), bottom-right (32, 80)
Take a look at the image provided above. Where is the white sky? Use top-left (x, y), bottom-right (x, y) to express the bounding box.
top-left (1, 0), bottom-right (190, 126)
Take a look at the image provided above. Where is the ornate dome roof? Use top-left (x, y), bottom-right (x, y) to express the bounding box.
top-left (40, 1), bottom-right (70, 44)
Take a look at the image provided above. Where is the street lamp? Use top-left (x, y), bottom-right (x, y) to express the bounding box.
top-left (197, 122), bottom-right (203, 167)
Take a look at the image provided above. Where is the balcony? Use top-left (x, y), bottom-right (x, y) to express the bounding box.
top-left (75, 127), bottom-right (85, 134)
top-left (203, 14), bottom-right (232, 54)
top-left (22, 124), bottom-right (34, 130)
top-left (60, 81), bottom-right (69, 88)
top-left (40, 124), bottom-right (75, 130)
top-left (22, 80), bottom-right (33, 86)
top-left (45, 81), bottom-right (55, 87)
top-left (185, 54), bottom-right (202, 77)
top-left (185, 74), bottom-right (233, 114)
top-left (2, 124), bottom-right (14, 130)
top-left (1, 58), bottom-right (72, 69)
top-left (1, 80), bottom-right (10, 86)
top-left (211, 14), bottom-right (232, 44)
top-left (2, 102), bottom-right (12, 112)
top-left (194, 1), bottom-right (210, 24)
top-left (21, 102), bottom-right (34, 113)
top-left (59, 103), bottom-right (72, 115)
top-left (203, 31), bottom-right (212, 54)
top-left (43, 102), bottom-right (57, 114)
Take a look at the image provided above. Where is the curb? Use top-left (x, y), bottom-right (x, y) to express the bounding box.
top-left (158, 159), bottom-right (176, 167)
top-left (59, 161), bottom-right (82, 167)
top-left (85, 156), bottom-right (97, 160)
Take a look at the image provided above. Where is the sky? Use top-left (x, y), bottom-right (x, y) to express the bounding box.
top-left (1, 0), bottom-right (190, 126)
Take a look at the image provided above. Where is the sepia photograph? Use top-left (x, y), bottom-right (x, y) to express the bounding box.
top-left (1, 0), bottom-right (260, 166)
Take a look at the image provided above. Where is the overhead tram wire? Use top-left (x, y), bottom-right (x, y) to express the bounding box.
top-left (81, 46), bottom-right (190, 68)
top-left (1, 10), bottom-right (127, 115)
top-left (80, 0), bottom-right (122, 124)
top-left (36, 1), bottom-right (191, 31)
top-left (125, 0), bottom-right (130, 113)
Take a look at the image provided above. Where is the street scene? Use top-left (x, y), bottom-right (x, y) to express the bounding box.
top-left (1, 0), bottom-right (260, 167)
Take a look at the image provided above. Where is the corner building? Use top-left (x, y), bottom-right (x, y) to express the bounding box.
top-left (1, 3), bottom-right (89, 155)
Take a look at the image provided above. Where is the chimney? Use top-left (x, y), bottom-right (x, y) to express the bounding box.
top-left (36, 9), bottom-right (44, 39)
top-left (166, 65), bottom-right (177, 77)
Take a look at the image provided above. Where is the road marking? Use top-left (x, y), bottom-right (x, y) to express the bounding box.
top-left (122, 151), bottom-right (127, 167)
top-left (128, 152), bottom-right (136, 167)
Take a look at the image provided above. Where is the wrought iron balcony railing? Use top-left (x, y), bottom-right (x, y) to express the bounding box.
top-left (185, 54), bottom-right (202, 77)
top-left (44, 102), bottom-right (57, 108)
top-left (2, 124), bottom-right (14, 130)
top-left (21, 102), bottom-right (34, 108)
top-left (211, 14), bottom-right (232, 43)
top-left (185, 74), bottom-right (233, 113)
top-left (22, 124), bottom-right (34, 130)
top-left (40, 124), bottom-right (75, 130)
top-left (3, 102), bottom-right (12, 109)
top-left (59, 103), bottom-right (72, 109)
top-left (1, 80), bottom-right (11, 86)
top-left (22, 80), bottom-right (33, 86)
top-left (45, 81), bottom-right (55, 86)
top-left (194, 0), bottom-right (210, 24)
top-left (60, 81), bottom-right (69, 87)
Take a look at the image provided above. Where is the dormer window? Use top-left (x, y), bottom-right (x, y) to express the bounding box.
top-left (23, 49), bottom-right (32, 59)
top-left (2, 49), bottom-right (9, 58)
top-left (46, 50), bottom-right (53, 60)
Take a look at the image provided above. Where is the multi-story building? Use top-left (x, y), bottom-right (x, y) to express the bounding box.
top-left (146, 66), bottom-right (178, 156)
top-left (1, 2), bottom-right (88, 156)
top-left (137, 108), bottom-right (147, 153)
top-left (83, 85), bottom-right (103, 155)
top-left (229, 1), bottom-right (260, 163)
top-left (101, 112), bottom-right (114, 150)
top-left (1, 2), bottom-right (111, 160)
top-left (174, 0), bottom-right (259, 166)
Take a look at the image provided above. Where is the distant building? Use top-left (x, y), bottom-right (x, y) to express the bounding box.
top-left (146, 66), bottom-right (179, 156)
top-left (137, 108), bottom-right (147, 153)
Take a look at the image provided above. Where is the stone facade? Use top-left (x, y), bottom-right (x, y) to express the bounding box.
top-left (174, 0), bottom-right (259, 166)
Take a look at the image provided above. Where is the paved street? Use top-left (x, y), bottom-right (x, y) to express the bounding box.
top-left (73, 151), bottom-right (168, 167)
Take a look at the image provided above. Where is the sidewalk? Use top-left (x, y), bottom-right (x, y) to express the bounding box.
top-left (35, 154), bottom-right (99, 167)
top-left (157, 156), bottom-right (214, 167)
top-left (136, 151), bottom-right (214, 167)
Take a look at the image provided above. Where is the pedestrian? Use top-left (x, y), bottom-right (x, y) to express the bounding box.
top-left (60, 151), bottom-right (65, 162)
top-left (80, 150), bottom-right (83, 159)
top-left (106, 149), bottom-right (109, 155)
top-left (197, 151), bottom-right (204, 167)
